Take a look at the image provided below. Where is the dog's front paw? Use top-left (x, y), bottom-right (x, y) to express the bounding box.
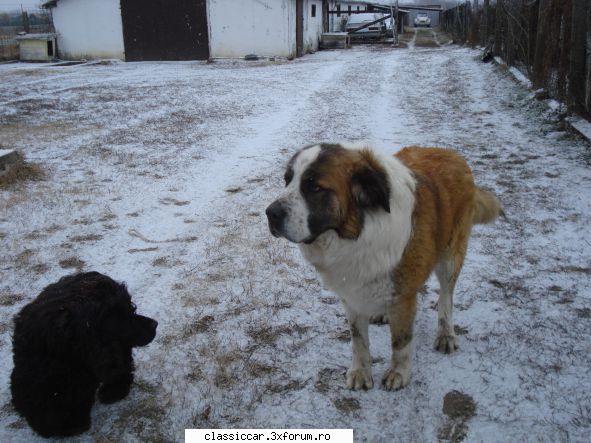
top-left (346, 368), bottom-right (373, 390)
top-left (381, 367), bottom-right (410, 391)
top-left (434, 334), bottom-right (458, 354)
top-left (98, 380), bottom-right (131, 404)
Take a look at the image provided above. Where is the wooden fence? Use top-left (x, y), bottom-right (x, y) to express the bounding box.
top-left (442, 1), bottom-right (591, 117)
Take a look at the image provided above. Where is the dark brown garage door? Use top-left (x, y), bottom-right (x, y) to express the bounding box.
top-left (121, 0), bottom-right (209, 61)
top-left (296, 0), bottom-right (303, 57)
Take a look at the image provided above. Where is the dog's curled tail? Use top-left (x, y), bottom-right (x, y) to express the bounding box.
top-left (473, 187), bottom-right (505, 224)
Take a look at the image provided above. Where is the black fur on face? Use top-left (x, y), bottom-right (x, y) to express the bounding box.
top-left (302, 144), bottom-right (391, 241)
top-left (351, 164), bottom-right (391, 214)
top-left (10, 271), bottom-right (157, 438)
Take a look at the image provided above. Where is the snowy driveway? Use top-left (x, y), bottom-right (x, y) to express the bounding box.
top-left (1, 42), bottom-right (590, 442)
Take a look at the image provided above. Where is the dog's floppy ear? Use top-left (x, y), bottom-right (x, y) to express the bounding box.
top-left (352, 165), bottom-right (391, 213)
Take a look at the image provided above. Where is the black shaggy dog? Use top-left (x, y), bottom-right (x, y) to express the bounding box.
top-left (10, 272), bottom-right (158, 438)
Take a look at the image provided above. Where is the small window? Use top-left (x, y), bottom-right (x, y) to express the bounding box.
top-left (311, 4), bottom-right (316, 17)
top-left (47, 40), bottom-right (54, 57)
top-left (348, 5), bottom-right (351, 16)
top-left (357, 6), bottom-right (360, 12)
top-left (337, 5), bottom-right (340, 17)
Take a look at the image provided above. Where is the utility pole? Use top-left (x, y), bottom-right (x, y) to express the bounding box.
top-left (21, 3), bottom-right (30, 34)
top-left (396, 0), bottom-right (399, 44)
top-left (389, 0), bottom-right (399, 46)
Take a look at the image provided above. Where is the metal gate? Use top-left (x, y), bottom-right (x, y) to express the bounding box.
top-left (120, 0), bottom-right (209, 61)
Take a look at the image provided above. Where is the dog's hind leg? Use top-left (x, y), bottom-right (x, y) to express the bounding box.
top-left (434, 224), bottom-right (470, 354)
top-left (434, 258), bottom-right (458, 353)
top-left (382, 293), bottom-right (416, 390)
top-left (344, 309), bottom-right (373, 390)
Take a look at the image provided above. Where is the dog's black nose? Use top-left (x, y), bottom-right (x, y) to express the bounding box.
top-left (131, 315), bottom-right (158, 346)
top-left (147, 318), bottom-right (158, 332)
top-left (266, 201), bottom-right (286, 235)
top-left (266, 201), bottom-right (286, 224)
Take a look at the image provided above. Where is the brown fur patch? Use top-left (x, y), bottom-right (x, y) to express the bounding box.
top-left (311, 146), bottom-right (390, 239)
top-left (387, 147), bottom-right (497, 354)
top-left (314, 148), bottom-right (362, 239)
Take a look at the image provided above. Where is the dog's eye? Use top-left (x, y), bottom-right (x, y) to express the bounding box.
top-left (306, 178), bottom-right (323, 193)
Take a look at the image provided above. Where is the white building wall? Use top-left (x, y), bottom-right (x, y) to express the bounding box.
top-left (207, 0), bottom-right (296, 58)
top-left (52, 0), bottom-right (125, 60)
top-left (302, 0), bottom-right (323, 53)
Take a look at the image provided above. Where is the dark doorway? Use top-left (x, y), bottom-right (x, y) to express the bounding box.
top-left (322, 0), bottom-right (329, 32)
top-left (296, 0), bottom-right (304, 57)
top-left (120, 0), bottom-right (209, 61)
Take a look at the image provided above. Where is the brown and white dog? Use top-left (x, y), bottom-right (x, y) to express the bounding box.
top-left (266, 143), bottom-right (503, 390)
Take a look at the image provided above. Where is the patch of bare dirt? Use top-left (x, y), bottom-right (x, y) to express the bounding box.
top-left (59, 257), bottom-right (86, 272)
top-left (414, 28), bottom-right (440, 48)
top-left (333, 397), bottom-right (361, 414)
top-left (0, 293), bottom-right (25, 307)
top-left (438, 391), bottom-right (477, 442)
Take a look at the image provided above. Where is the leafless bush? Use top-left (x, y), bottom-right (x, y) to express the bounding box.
top-left (0, 151), bottom-right (44, 188)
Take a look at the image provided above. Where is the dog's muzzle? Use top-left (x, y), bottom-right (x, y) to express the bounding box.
top-left (265, 200), bottom-right (287, 238)
top-left (132, 315), bottom-right (158, 347)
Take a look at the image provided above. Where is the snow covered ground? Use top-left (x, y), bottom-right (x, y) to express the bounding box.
top-left (1, 39), bottom-right (590, 442)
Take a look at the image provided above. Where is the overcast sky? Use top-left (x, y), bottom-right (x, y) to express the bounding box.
top-left (0, 0), bottom-right (42, 12)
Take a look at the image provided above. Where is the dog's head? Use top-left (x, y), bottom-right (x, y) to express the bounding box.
top-left (266, 143), bottom-right (391, 244)
top-left (28, 272), bottom-right (158, 351)
top-left (99, 301), bottom-right (158, 348)
top-left (90, 276), bottom-right (158, 348)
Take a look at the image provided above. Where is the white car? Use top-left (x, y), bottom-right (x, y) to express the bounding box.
top-left (345, 13), bottom-right (387, 39)
top-left (414, 13), bottom-right (431, 27)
